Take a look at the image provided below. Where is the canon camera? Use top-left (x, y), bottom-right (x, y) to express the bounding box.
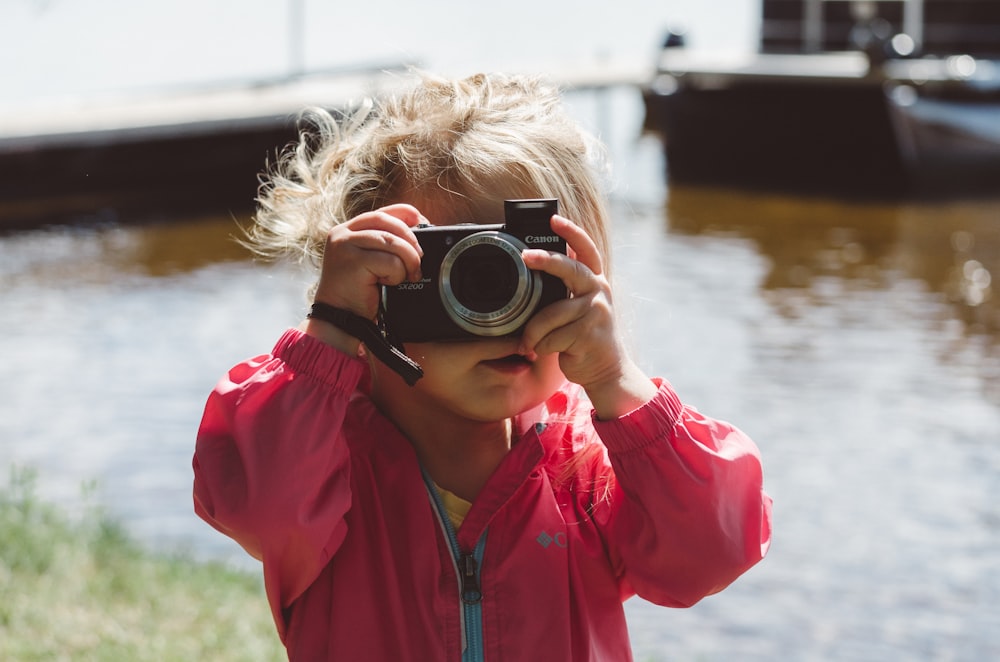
top-left (382, 198), bottom-right (567, 342)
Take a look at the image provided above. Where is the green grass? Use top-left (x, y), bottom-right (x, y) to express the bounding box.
top-left (0, 467), bottom-right (285, 661)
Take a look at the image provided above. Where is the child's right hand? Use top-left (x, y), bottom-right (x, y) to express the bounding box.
top-left (303, 204), bottom-right (426, 354)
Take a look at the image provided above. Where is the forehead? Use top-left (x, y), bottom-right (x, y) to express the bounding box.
top-left (403, 194), bottom-right (506, 227)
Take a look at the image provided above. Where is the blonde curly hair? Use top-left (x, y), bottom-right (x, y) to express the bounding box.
top-left (247, 71), bottom-right (613, 277)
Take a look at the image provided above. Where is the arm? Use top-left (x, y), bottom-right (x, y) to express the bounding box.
top-left (523, 214), bottom-right (770, 603)
top-left (193, 328), bottom-right (367, 627)
top-left (593, 379), bottom-right (772, 607)
top-left (193, 204), bottom-right (426, 637)
top-left (519, 214), bottom-right (658, 420)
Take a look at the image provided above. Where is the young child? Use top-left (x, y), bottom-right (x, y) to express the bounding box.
top-left (193, 72), bottom-right (772, 661)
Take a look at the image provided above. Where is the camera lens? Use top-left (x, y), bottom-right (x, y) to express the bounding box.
top-left (440, 232), bottom-right (542, 336)
top-left (450, 246), bottom-right (520, 313)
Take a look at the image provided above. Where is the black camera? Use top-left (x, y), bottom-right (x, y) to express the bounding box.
top-left (382, 199), bottom-right (567, 342)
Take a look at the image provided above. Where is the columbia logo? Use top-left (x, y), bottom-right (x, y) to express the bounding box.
top-left (535, 531), bottom-right (567, 549)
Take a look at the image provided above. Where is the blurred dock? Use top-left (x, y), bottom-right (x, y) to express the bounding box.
top-left (0, 60), bottom-right (650, 230)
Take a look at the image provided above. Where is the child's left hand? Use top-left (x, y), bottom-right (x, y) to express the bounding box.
top-left (520, 215), bottom-right (658, 419)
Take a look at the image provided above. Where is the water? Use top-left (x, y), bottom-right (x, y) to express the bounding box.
top-left (617, 189), bottom-right (1000, 661)
top-left (2, 83), bottom-right (999, 660)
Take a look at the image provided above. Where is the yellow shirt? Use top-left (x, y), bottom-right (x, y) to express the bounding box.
top-left (437, 485), bottom-right (472, 530)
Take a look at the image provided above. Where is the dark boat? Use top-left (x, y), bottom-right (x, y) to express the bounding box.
top-left (642, 0), bottom-right (1000, 198)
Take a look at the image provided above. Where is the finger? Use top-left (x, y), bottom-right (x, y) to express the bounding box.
top-left (374, 204), bottom-right (429, 228)
top-left (550, 215), bottom-right (603, 276)
top-left (346, 209), bottom-right (426, 258)
top-left (522, 249), bottom-right (600, 298)
top-left (531, 318), bottom-right (586, 358)
top-left (520, 291), bottom-right (601, 352)
top-left (337, 229), bottom-right (424, 283)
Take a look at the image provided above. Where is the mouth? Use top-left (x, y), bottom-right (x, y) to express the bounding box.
top-left (480, 353), bottom-right (534, 372)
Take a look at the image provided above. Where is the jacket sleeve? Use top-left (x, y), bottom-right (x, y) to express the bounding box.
top-left (592, 378), bottom-right (772, 608)
top-left (192, 328), bottom-right (367, 636)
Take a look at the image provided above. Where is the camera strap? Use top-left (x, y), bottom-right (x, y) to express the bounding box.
top-left (308, 302), bottom-right (424, 386)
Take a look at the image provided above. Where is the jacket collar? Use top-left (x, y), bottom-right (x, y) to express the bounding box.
top-left (455, 425), bottom-right (544, 550)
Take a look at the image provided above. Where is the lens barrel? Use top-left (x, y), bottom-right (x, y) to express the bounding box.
top-left (439, 231), bottom-right (542, 336)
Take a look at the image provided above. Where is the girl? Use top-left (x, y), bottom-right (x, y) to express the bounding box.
top-left (193, 72), bottom-right (772, 661)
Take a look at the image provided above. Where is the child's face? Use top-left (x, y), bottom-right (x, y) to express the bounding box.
top-left (374, 335), bottom-right (565, 423)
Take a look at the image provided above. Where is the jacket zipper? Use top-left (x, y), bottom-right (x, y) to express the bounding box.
top-left (459, 552), bottom-right (482, 604)
top-left (422, 472), bottom-right (487, 662)
top-left (458, 537), bottom-right (487, 661)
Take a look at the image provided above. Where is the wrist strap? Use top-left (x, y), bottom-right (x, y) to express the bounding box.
top-left (307, 302), bottom-right (424, 386)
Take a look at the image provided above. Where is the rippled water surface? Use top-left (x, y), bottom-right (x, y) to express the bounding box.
top-left (2, 90), bottom-right (999, 661)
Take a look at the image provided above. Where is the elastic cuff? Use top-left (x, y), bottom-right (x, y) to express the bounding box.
top-left (593, 378), bottom-right (684, 453)
top-left (273, 328), bottom-right (368, 390)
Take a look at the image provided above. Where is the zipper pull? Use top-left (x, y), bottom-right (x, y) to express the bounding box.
top-left (459, 553), bottom-right (482, 604)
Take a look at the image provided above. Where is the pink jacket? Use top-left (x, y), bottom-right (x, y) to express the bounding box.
top-left (193, 329), bottom-right (771, 661)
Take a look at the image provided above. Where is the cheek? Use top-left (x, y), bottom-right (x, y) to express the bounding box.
top-left (404, 343), bottom-right (465, 372)
top-left (399, 343), bottom-right (447, 370)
